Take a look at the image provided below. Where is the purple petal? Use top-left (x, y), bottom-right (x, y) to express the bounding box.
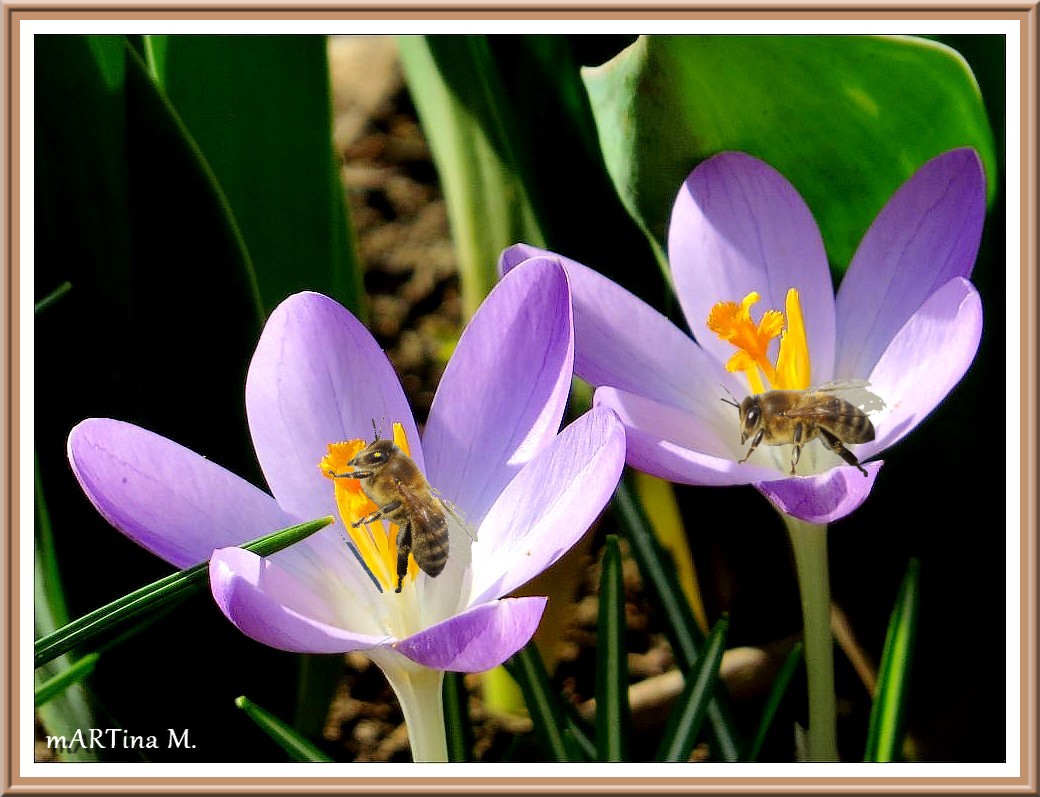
top-left (835, 148), bottom-right (986, 378)
top-left (422, 259), bottom-right (573, 527)
top-left (594, 387), bottom-right (782, 487)
top-left (246, 292), bottom-right (422, 522)
top-left (500, 244), bottom-right (729, 418)
top-left (395, 596), bottom-right (547, 672)
top-left (67, 419), bottom-right (297, 569)
top-left (668, 152), bottom-right (836, 382)
top-left (210, 546), bottom-right (389, 653)
top-left (859, 277), bottom-right (983, 458)
top-left (468, 406), bottom-right (626, 605)
top-left (755, 462), bottom-right (883, 524)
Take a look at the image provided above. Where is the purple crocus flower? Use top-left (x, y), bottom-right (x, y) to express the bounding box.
top-left (67, 258), bottom-right (626, 761)
top-left (501, 149), bottom-right (985, 524)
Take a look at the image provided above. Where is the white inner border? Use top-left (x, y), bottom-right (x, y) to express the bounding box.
top-left (19, 17), bottom-right (1024, 782)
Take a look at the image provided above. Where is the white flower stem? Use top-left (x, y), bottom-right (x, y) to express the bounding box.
top-left (371, 651), bottom-right (448, 763)
top-left (783, 514), bottom-right (839, 762)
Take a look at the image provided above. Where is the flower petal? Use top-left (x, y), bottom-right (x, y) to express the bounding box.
top-left (246, 292), bottom-right (422, 522)
top-left (395, 596), bottom-right (547, 672)
top-left (859, 277), bottom-right (983, 458)
top-left (209, 546), bottom-right (388, 653)
top-left (422, 259), bottom-right (573, 527)
top-left (668, 152), bottom-right (836, 383)
top-left (754, 462), bottom-right (884, 524)
top-left (499, 244), bottom-right (726, 418)
top-left (835, 148), bottom-right (986, 378)
top-left (468, 406), bottom-right (626, 606)
top-left (594, 387), bottom-right (782, 487)
top-left (67, 418), bottom-right (297, 569)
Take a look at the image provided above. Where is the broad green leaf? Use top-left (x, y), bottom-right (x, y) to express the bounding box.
top-left (293, 654), bottom-right (344, 740)
top-left (656, 615), bottom-right (730, 762)
top-left (612, 476), bottom-right (742, 761)
top-left (864, 558), bottom-right (921, 762)
top-left (595, 535), bottom-right (630, 761)
top-left (142, 35), bottom-right (361, 316)
top-left (34, 517), bottom-right (333, 668)
top-left (583, 35), bottom-right (997, 274)
top-left (443, 671), bottom-right (473, 762)
top-left (235, 696), bottom-right (333, 762)
top-left (397, 36), bottom-right (544, 319)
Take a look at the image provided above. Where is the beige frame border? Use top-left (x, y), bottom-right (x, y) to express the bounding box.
top-left (5, 4), bottom-right (1036, 794)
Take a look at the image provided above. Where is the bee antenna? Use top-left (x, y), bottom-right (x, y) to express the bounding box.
top-left (371, 419), bottom-right (380, 441)
top-left (720, 384), bottom-right (741, 408)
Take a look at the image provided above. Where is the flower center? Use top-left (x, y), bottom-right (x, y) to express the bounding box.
top-left (319, 423), bottom-right (420, 593)
top-left (707, 288), bottom-right (811, 393)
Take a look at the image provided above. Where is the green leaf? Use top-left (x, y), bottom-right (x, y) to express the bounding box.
top-left (595, 535), bottom-right (631, 761)
top-left (143, 35), bottom-right (362, 316)
top-left (864, 558), bottom-right (921, 762)
top-left (35, 653), bottom-right (100, 709)
top-left (34, 282), bottom-right (72, 315)
top-left (397, 36), bottom-right (545, 319)
top-left (293, 654), bottom-right (344, 741)
top-left (504, 643), bottom-right (572, 762)
top-left (235, 696), bottom-right (333, 762)
top-left (612, 476), bottom-right (742, 761)
top-left (34, 516), bottom-right (333, 669)
top-left (656, 614), bottom-right (730, 762)
top-left (583, 35), bottom-right (997, 274)
top-left (744, 641), bottom-right (804, 762)
top-left (443, 671), bottom-right (473, 762)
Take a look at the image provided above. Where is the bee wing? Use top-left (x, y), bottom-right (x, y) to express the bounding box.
top-left (813, 380), bottom-right (886, 413)
top-left (780, 395), bottom-right (869, 421)
top-left (395, 480), bottom-right (446, 530)
top-left (439, 497), bottom-right (477, 541)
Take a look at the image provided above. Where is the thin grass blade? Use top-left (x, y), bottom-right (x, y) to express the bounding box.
top-left (656, 615), bottom-right (731, 762)
top-left (504, 643), bottom-right (571, 761)
top-left (864, 558), bottom-right (921, 762)
top-left (443, 671), bottom-right (473, 762)
top-left (612, 476), bottom-right (742, 761)
top-left (744, 641), bottom-right (804, 762)
top-left (596, 534), bottom-right (631, 761)
top-left (35, 654), bottom-right (101, 708)
top-left (34, 516), bottom-right (333, 668)
top-left (34, 282), bottom-right (73, 315)
top-left (235, 696), bottom-right (333, 762)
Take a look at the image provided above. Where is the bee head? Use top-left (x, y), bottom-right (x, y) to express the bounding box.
top-left (737, 395), bottom-right (762, 444)
top-left (348, 438), bottom-right (399, 471)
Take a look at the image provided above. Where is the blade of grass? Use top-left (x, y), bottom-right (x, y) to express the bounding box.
top-left (612, 475), bottom-right (742, 761)
top-left (504, 643), bottom-right (571, 761)
top-left (443, 671), bottom-right (473, 762)
top-left (656, 614), bottom-right (731, 762)
top-left (34, 281), bottom-right (73, 315)
top-left (235, 696), bottom-right (333, 762)
top-left (595, 534), bottom-right (631, 761)
top-left (864, 558), bottom-right (921, 762)
top-left (744, 641), bottom-right (804, 762)
top-left (35, 653), bottom-right (101, 708)
top-left (34, 516), bottom-right (333, 668)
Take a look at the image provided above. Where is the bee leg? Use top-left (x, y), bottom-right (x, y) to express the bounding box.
top-left (790, 424), bottom-right (804, 475)
top-left (328, 469), bottom-right (372, 480)
top-left (394, 523), bottom-right (412, 594)
top-left (352, 501), bottom-right (402, 528)
top-left (737, 429), bottom-right (764, 464)
top-left (819, 428), bottom-right (868, 477)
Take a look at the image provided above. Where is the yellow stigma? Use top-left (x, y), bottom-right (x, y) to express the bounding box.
top-left (319, 422), bottom-right (419, 593)
top-left (707, 288), bottom-right (811, 393)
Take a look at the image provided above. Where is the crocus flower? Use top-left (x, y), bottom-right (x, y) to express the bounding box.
top-left (67, 258), bottom-right (626, 762)
top-left (501, 148), bottom-right (985, 525)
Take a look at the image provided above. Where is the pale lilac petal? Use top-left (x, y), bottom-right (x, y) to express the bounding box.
top-left (468, 406), bottom-right (625, 606)
top-left (395, 597), bottom-right (547, 672)
top-left (246, 292), bottom-right (422, 522)
top-left (835, 148), bottom-right (986, 378)
top-left (67, 419), bottom-right (297, 569)
top-left (755, 462), bottom-right (883, 524)
top-left (499, 244), bottom-right (728, 419)
top-left (668, 152), bottom-right (836, 382)
top-left (210, 546), bottom-right (389, 653)
top-left (594, 387), bottom-right (781, 487)
top-left (423, 259), bottom-right (573, 527)
top-left (859, 278), bottom-right (983, 458)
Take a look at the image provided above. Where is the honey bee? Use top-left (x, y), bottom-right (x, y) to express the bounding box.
top-left (722, 381), bottom-right (882, 477)
top-left (328, 436), bottom-right (452, 593)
